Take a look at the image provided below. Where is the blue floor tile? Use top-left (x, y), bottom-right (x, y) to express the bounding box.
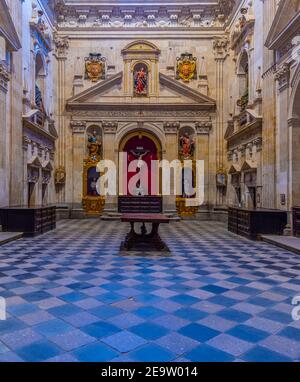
top-left (227, 324), bottom-right (270, 343)
top-left (81, 321), bottom-right (121, 339)
top-left (241, 346), bottom-right (293, 362)
top-left (130, 322), bottom-right (169, 340)
top-left (179, 323), bottom-right (220, 342)
top-left (186, 344), bottom-right (235, 362)
top-left (72, 342), bottom-right (118, 362)
top-left (129, 344), bottom-right (175, 362)
top-left (16, 341), bottom-right (62, 362)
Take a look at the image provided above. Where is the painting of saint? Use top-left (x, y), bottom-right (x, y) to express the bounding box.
top-left (134, 64), bottom-right (148, 96)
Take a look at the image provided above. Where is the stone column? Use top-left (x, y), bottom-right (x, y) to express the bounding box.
top-left (70, 121), bottom-right (86, 206)
top-left (274, 63), bottom-right (290, 211)
top-left (261, 0), bottom-right (277, 208)
top-left (103, 122), bottom-right (118, 210)
top-left (195, 122), bottom-right (212, 209)
top-left (0, 63), bottom-right (10, 207)
top-left (213, 37), bottom-right (229, 206)
top-left (53, 35), bottom-right (69, 204)
top-left (164, 122), bottom-right (179, 211)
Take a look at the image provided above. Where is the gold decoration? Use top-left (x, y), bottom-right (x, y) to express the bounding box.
top-left (54, 166), bottom-right (66, 185)
top-left (176, 159), bottom-right (198, 218)
top-left (85, 53), bottom-right (106, 82)
top-left (176, 198), bottom-right (199, 217)
top-left (176, 53), bottom-right (197, 83)
top-left (82, 131), bottom-right (105, 216)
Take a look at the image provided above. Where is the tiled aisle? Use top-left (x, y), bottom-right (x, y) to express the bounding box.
top-left (0, 220), bottom-right (300, 362)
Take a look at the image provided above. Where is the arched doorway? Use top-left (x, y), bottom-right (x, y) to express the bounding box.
top-left (118, 131), bottom-right (162, 213)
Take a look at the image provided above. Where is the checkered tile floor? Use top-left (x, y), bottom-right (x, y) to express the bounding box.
top-left (0, 219), bottom-right (300, 362)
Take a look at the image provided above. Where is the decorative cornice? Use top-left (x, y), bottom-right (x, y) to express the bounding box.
top-left (53, 1), bottom-right (237, 30)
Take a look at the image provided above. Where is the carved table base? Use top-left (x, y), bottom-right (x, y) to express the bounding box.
top-left (120, 214), bottom-right (171, 252)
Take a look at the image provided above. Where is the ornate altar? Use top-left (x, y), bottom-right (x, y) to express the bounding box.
top-left (82, 128), bottom-right (105, 215)
top-left (176, 126), bottom-right (198, 217)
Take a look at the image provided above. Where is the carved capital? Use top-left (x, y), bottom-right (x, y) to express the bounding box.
top-left (163, 122), bottom-right (180, 134)
top-left (70, 120), bottom-right (86, 133)
top-left (213, 37), bottom-right (229, 61)
top-left (195, 121), bottom-right (212, 134)
top-left (53, 35), bottom-right (69, 59)
top-left (102, 121), bottom-right (118, 133)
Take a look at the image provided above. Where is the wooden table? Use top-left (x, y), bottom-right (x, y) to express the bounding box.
top-left (121, 213), bottom-right (170, 252)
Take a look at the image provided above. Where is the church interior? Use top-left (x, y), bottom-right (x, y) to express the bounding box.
top-left (0, 0), bottom-right (300, 363)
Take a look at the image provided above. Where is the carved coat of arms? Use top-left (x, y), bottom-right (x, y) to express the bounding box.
top-left (85, 53), bottom-right (106, 82)
top-left (176, 53), bottom-right (197, 83)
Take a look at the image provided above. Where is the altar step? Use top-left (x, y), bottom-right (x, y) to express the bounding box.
top-left (101, 211), bottom-right (181, 222)
top-left (0, 232), bottom-right (23, 246)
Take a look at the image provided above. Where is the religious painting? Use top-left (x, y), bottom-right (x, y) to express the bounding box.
top-left (176, 53), bottom-right (197, 83)
top-left (179, 126), bottom-right (195, 160)
top-left (216, 169), bottom-right (227, 187)
top-left (133, 63), bottom-right (148, 96)
top-left (54, 166), bottom-right (66, 185)
top-left (85, 53), bottom-right (106, 82)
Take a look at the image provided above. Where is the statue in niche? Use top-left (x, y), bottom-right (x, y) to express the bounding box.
top-left (87, 130), bottom-right (102, 161)
top-left (133, 63), bottom-right (148, 96)
top-left (179, 130), bottom-right (195, 159)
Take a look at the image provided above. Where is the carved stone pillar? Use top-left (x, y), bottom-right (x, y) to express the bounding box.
top-left (213, 37), bottom-right (229, 205)
top-left (70, 120), bottom-right (86, 206)
top-left (102, 122), bottom-right (118, 208)
top-left (53, 35), bottom-right (69, 203)
top-left (196, 122), bottom-right (212, 208)
top-left (275, 63), bottom-right (291, 211)
top-left (0, 63), bottom-right (10, 207)
top-left (164, 122), bottom-right (179, 211)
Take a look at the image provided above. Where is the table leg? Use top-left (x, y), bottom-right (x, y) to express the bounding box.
top-left (150, 223), bottom-right (166, 251)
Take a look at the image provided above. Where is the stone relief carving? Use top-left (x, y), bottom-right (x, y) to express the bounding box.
top-left (53, 34), bottom-right (69, 58)
top-left (54, 2), bottom-right (237, 29)
top-left (0, 63), bottom-right (10, 92)
top-left (85, 53), bottom-right (106, 82)
top-left (176, 53), bottom-right (197, 83)
top-left (213, 37), bottom-right (229, 60)
top-left (275, 63), bottom-right (290, 89)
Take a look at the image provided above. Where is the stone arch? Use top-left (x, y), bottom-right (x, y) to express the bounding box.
top-left (115, 122), bottom-right (166, 155)
top-left (288, 62), bottom-right (300, 208)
